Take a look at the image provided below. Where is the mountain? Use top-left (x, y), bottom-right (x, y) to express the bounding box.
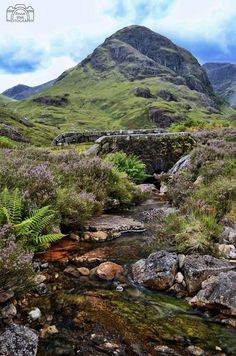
top-left (2, 79), bottom-right (55, 100)
top-left (203, 63), bottom-right (236, 107)
top-left (9, 26), bottom-right (235, 144)
top-left (78, 25), bottom-right (213, 95)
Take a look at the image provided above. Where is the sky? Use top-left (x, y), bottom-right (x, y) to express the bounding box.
top-left (0, 0), bottom-right (236, 92)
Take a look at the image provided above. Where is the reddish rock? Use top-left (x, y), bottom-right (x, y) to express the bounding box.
top-left (96, 262), bottom-right (124, 281)
top-left (72, 247), bottom-right (111, 267)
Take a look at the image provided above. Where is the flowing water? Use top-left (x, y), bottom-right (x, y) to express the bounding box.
top-left (29, 199), bottom-right (236, 355)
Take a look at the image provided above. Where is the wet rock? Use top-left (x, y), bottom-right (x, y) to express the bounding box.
top-left (0, 324), bottom-right (38, 356)
top-left (96, 262), bottom-right (124, 281)
top-left (64, 266), bottom-right (81, 278)
top-left (0, 303), bottom-right (17, 319)
top-left (78, 267), bottom-right (90, 276)
top-left (154, 345), bottom-right (180, 355)
top-left (28, 307), bottom-right (42, 321)
top-left (186, 345), bottom-right (206, 355)
top-left (0, 290), bottom-right (14, 304)
top-left (85, 214), bottom-right (145, 239)
top-left (83, 231), bottom-right (109, 242)
top-left (189, 271), bottom-right (236, 316)
top-left (182, 254), bottom-right (234, 295)
top-left (132, 250), bottom-right (178, 290)
top-left (72, 247), bottom-right (110, 267)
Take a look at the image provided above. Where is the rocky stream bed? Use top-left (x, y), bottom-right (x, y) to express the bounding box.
top-left (0, 188), bottom-right (236, 356)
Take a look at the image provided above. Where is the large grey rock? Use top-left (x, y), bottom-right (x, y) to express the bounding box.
top-left (182, 255), bottom-right (234, 295)
top-left (169, 154), bottom-right (192, 174)
top-left (189, 271), bottom-right (236, 316)
top-left (132, 250), bottom-right (178, 290)
top-left (0, 324), bottom-right (38, 356)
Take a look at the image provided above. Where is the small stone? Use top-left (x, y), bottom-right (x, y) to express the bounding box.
top-left (0, 303), bottom-right (17, 319)
top-left (35, 274), bottom-right (47, 285)
top-left (160, 183), bottom-right (168, 194)
top-left (36, 283), bottom-right (48, 295)
top-left (64, 266), bottom-right (81, 278)
top-left (175, 272), bottom-right (184, 284)
top-left (178, 254), bottom-right (185, 269)
top-left (28, 307), bottom-right (41, 321)
top-left (0, 290), bottom-right (14, 304)
top-left (78, 267), bottom-right (90, 276)
top-left (40, 263), bottom-right (49, 269)
top-left (215, 346), bottom-right (222, 351)
top-left (186, 345), bottom-right (205, 355)
top-left (70, 233), bottom-right (80, 241)
top-left (47, 325), bottom-right (58, 334)
top-left (54, 273), bottom-right (59, 279)
top-left (87, 231), bottom-right (109, 242)
top-left (116, 285), bottom-right (124, 292)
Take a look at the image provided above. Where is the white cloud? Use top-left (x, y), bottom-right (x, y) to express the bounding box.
top-left (0, 0), bottom-right (236, 92)
top-left (0, 56), bottom-right (76, 92)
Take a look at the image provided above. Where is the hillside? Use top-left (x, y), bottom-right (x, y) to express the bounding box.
top-left (6, 26), bottom-right (236, 144)
top-left (2, 79), bottom-right (55, 100)
top-left (203, 62), bottom-right (236, 106)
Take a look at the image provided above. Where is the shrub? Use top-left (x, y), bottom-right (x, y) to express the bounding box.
top-left (105, 151), bottom-right (148, 183)
top-left (0, 188), bottom-right (64, 251)
top-left (0, 226), bottom-right (35, 295)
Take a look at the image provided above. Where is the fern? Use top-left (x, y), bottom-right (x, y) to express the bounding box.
top-left (0, 188), bottom-right (64, 250)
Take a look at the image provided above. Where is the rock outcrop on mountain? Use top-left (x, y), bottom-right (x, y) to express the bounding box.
top-left (2, 79), bottom-right (55, 100)
top-left (76, 25), bottom-right (213, 95)
top-left (203, 62), bottom-right (236, 106)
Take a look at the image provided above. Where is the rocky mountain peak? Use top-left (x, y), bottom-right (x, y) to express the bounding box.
top-left (80, 25), bottom-right (213, 95)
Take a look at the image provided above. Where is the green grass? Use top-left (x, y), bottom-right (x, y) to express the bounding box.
top-left (4, 63), bottom-right (235, 146)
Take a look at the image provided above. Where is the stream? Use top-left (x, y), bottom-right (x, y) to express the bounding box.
top-left (25, 197), bottom-right (236, 355)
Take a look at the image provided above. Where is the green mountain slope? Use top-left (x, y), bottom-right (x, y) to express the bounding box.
top-left (6, 26), bottom-right (236, 145)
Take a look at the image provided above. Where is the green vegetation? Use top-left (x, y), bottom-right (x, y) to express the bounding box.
top-left (160, 131), bottom-right (236, 254)
top-left (105, 151), bottom-right (149, 183)
top-left (3, 64), bottom-right (235, 146)
top-left (0, 188), bottom-right (64, 251)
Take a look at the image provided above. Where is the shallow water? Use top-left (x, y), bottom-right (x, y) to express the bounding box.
top-left (33, 231), bottom-right (236, 355)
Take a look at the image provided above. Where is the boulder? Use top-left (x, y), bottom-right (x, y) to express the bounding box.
top-left (217, 244), bottom-right (236, 259)
top-left (0, 290), bottom-right (14, 304)
top-left (96, 262), bottom-right (124, 281)
top-left (0, 324), bottom-right (38, 356)
top-left (149, 107), bottom-right (183, 128)
top-left (0, 303), bottom-right (17, 319)
top-left (158, 89), bottom-right (178, 102)
top-left (189, 271), bottom-right (236, 316)
top-left (182, 255), bottom-right (234, 295)
top-left (72, 247), bottom-right (111, 267)
top-left (133, 87), bottom-right (153, 98)
top-left (169, 154), bottom-right (191, 175)
top-left (131, 250), bottom-right (178, 290)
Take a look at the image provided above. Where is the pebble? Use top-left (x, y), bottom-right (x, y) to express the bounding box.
top-left (28, 307), bottom-right (42, 321)
top-left (78, 267), bottom-right (90, 276)
top-left (47, 325), bottom-right (58, 334)
top-left (175, 272), bottom-right (184, 284)
top-left (0, 303), bottom-right (17, 319)
top-left (116, 285), bottom-right (124, 292)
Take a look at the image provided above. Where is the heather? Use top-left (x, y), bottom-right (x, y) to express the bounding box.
top-left (0, 147), bottom-right (142, 227)
top-left (159, 133), bottom-right (236, 254)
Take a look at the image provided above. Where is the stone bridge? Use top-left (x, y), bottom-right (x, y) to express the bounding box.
top-left (52, 130), bottom-right (196, 174)
top-left (52, 129), bottom-right (164, 145)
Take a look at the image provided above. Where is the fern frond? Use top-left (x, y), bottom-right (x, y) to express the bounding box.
top-left (15, 206), bottom-right (52, 237)
top-left (34, 233), bottom-right (64, 245)
top-left (0, 188), bottom-right (23, 225)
